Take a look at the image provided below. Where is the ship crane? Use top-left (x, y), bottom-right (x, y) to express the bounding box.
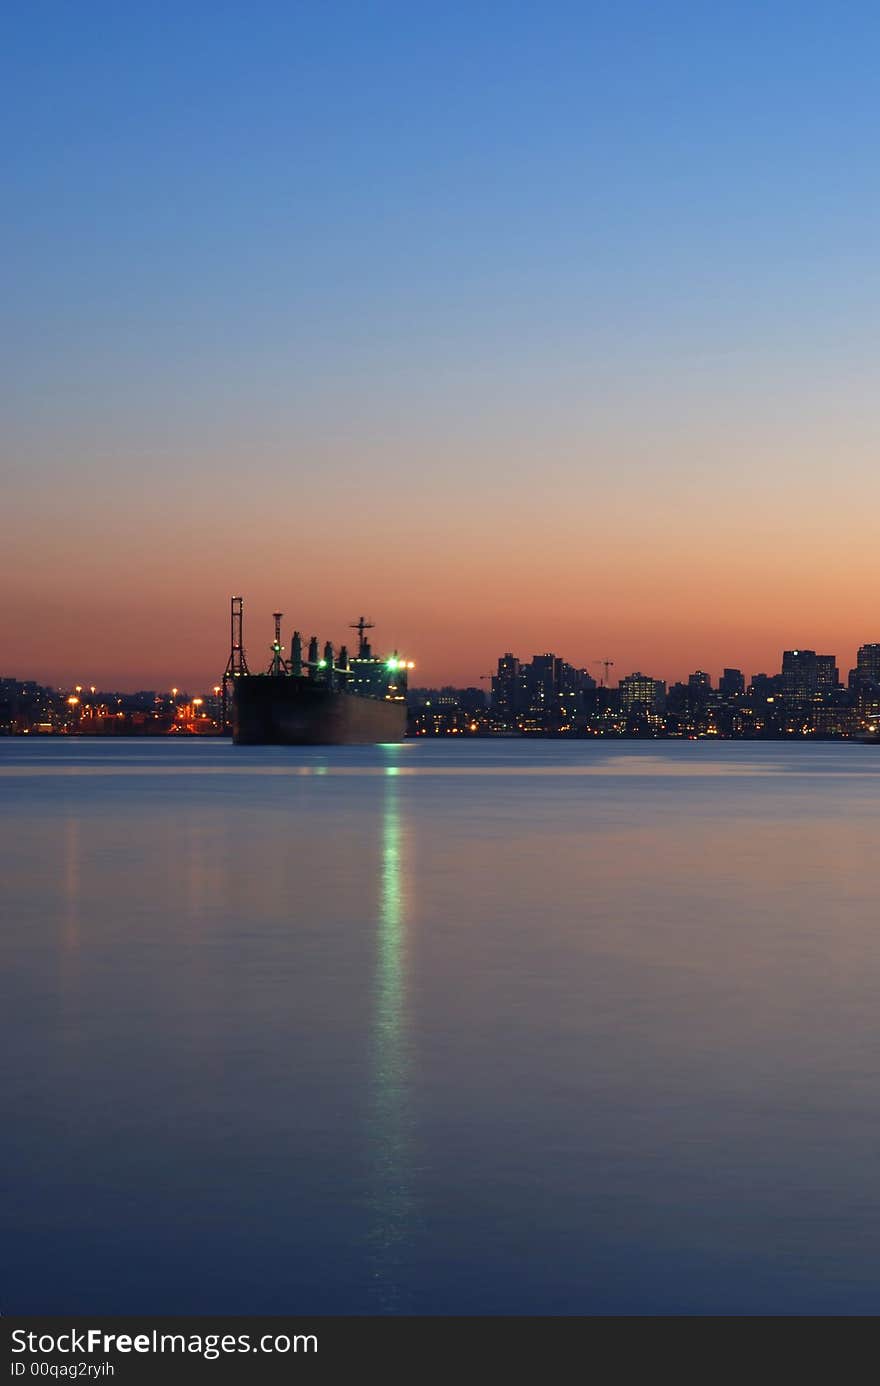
top-left (221, 595), bottom-right (250, 731)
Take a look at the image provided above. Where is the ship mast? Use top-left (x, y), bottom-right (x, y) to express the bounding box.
top-left (349, 616), bottom-right (375, 658)
top-left (268, 611), bottom-right (286, 676)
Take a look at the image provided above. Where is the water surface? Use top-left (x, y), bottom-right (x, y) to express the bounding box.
top-left (3, 738), bottom-right (880, 1314)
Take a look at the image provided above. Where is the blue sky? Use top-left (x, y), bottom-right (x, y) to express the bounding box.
top-left (3, 3), bottom-right (879, 686)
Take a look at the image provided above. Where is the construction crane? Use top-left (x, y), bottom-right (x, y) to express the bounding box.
top-left (593, 659), bottom-right (614, 688)
top-left (478, 673), bottom-right (495, 706)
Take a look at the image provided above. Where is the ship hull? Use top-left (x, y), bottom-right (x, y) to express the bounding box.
top-left (233, 675), bottom-right (407, 745)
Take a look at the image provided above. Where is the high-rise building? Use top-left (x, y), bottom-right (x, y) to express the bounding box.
top-left (855, 644), bottom-right (880, 687)
top-left (782, 649), bottom-right (815, 701)
top-left (719, 668), bottom-right (745, 697)
top-left (558, 662), bottom-right (595, 695)
top-left (780, 649), bottom-right (838, 707)
top-left (686, 670), bottom-right (712, 709)
top-left (526, 654), bottom-right (558, 709)
top-left (619, 672), bottom-right (665, 713)
top-left (750, 672), bottom-right (779, 698)
top-left (849, 644), bottom-right (880, 723)
top-left (816, 655), bottom-right (838, 692)
top-left (492, 653), bottom-right (520, 715)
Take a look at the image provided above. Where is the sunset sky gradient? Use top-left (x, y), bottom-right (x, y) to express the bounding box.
top-left (4, 3), bottom-right (879, 690)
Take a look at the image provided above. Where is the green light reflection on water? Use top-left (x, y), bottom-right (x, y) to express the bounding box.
top-left (366, 758), bottom-right (415, 1310)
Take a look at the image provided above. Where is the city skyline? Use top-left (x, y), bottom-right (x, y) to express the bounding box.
top-left (5, 629), bottom-right (879, 700)
top-left (6, 639), bottom-right (879, 739)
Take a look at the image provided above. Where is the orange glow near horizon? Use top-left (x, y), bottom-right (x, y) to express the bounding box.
top-left (7, 346), bottom-right (880, 693)
top-left (7, 438), bottom-right (879, 692)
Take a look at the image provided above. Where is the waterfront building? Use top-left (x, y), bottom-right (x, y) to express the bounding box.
top-left (816, 654), bottom-right (839, 692)
top-left (780, 650), bottom-right (838, 708)
top-left (619, 672), bottom-right (665, 713)
top-left (491, 654), bottom-right (521, 717)
top-left (688, 670), bottom-right (712, 693)
top-left (719, 668), bottom-right (745, 697)
top-left (853, 644), bottom-right (880, 687)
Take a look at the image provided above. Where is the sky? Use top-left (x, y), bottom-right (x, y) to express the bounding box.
top-left (3, 2), bottom-right (879, 690)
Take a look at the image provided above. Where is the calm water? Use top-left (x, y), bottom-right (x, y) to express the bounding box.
top-left (3, 737), bottom-right (880, 1315)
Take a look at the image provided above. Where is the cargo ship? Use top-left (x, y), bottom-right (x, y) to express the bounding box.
top-left (226, 603), bottom-right (411, 745)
